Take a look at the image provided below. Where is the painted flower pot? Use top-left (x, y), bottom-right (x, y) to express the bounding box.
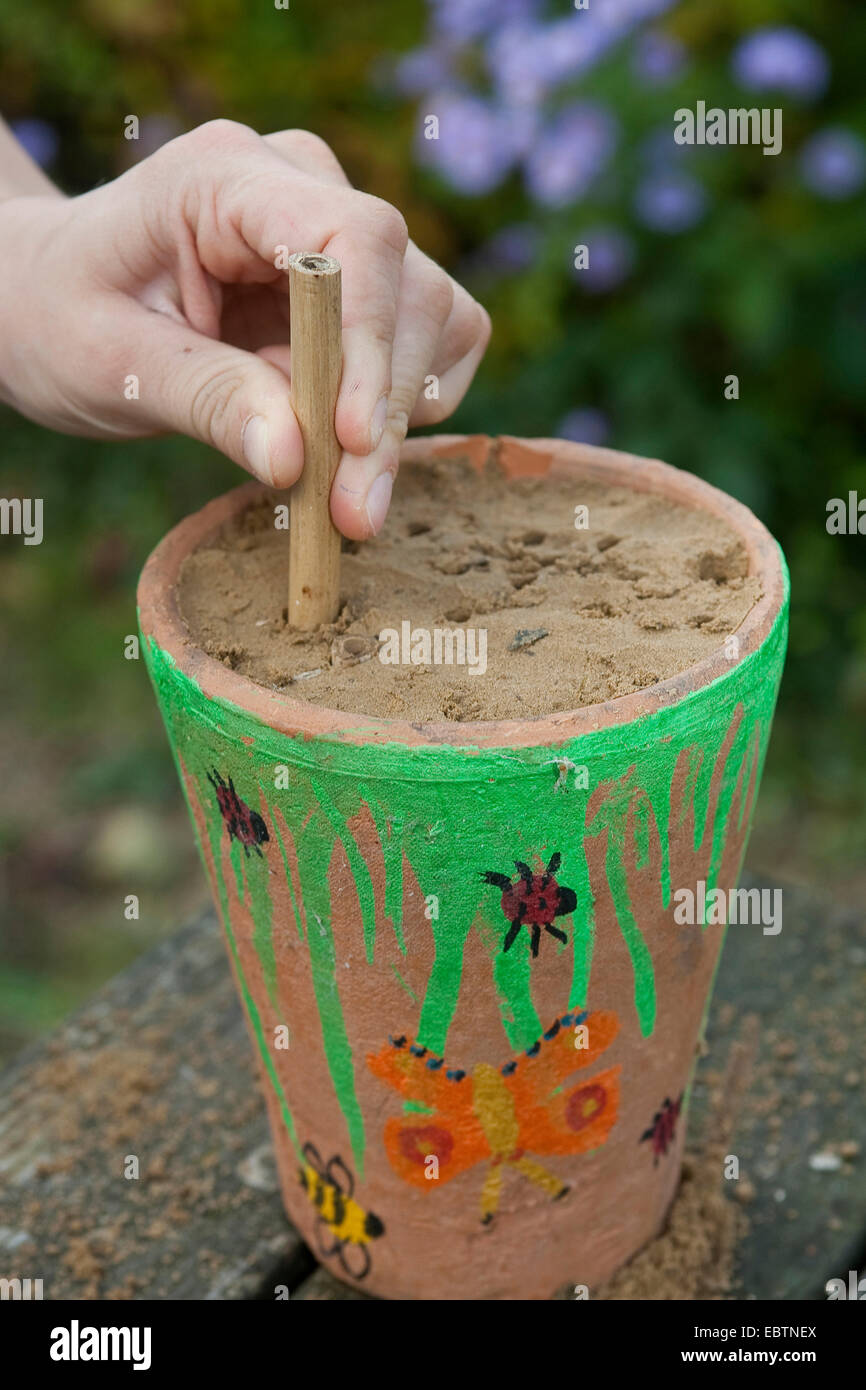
top-left (138, 435), bottom-right (788, 1301)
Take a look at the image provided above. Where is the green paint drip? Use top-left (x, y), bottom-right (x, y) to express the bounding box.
top-left (737, 733), bottom-right (757, 832)
top-left (682, 747), bottom-right (702, 824)
top-left (243, 786), bottom-right (279, 1005)
top-left (568, 874), bottom-right (595, 1012)
top-left (691, 748), bottom-right (712, 854)
top-left (705, 716), bottom-right (752, 900)
top-left (389, 964), bottom-right (417, 1002)
top-left (605, 827), bottom-right (656, 1036)
top-left (140, 555), bottom-right (788, 1163)
top-left (647, 777), bottom-right (673, 909)
top-left (416, 900), bottom-right (478, 1055)
top-left (230, 840), bottom-right (246, 905)
top-left (203, 804), bottom-right (302, 1162)
top-left (587, 775), bottom-right (658, 1035)
top-left (294, 857), bottom-right (367, 1174)
top-left (493, 929), bottom-right (543, 1050)
top-left (361, 786), bottom-right (406, 951)
top-left (311, 776), bottom-right (378, 965)
top-left (271, 815), bottom-right (305, 943)
top-left (633, 796), bottom-right (651, 871)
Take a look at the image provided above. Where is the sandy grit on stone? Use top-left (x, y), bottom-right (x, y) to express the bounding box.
top-left (177, 457), bottom-right (763, 722)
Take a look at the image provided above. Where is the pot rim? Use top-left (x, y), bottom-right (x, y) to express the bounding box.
top-left (137, 434), bottom-right (789, 750)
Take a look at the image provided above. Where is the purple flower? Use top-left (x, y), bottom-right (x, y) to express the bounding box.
top-left (593, 0), bottom-right (675, 43)
top-left (486, 6), bottom-right (674, 106)
top-left (486, 23), bottom-right (563, 107)
top-left (557, 408), bottom-right (610, 447)
top-left (573, 226), bottom-right (635, 293)
top-left (800, 128), bottom-right (866, 200)
top-left (416, 93), bottom-right (516, 195)
top-left (490, 6), bottom-right (645, 97)
top-left (532, 13), bottom-right (612, 83)
top-left (631, 30), bottom-right (687, 86)
top-left (537, 12), bottom-right (622, 83)
top-left (393, 46), bottom-right (455, 97)
top-left (429, 0), bottom-right (539, 44)
top-left (639, 123), bottom-right (692, 166)
top-left (10, 118), bottom-right (58, 168)
top-left (634, 171), bottom-right (706, 233)
top-left (505, 103), bottom-right (543, 160)
top-left (731, 27), bottom-right (829, 101)
top-left (525, 102), bottom-right (618, 208)
top-left (486, 223), bottom-right (541, 272)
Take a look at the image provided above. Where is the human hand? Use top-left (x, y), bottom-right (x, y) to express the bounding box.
top-left (0, 120), bottom-right (491, 537)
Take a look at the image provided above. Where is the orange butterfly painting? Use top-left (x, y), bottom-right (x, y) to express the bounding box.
top-left (367, 1008), bottom-right (620, 1222)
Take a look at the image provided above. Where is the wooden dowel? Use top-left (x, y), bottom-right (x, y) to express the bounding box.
top-left (287, 252), bottom-right (343, 630)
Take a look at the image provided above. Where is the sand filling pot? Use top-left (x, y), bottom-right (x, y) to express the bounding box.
top-left (138, 434), bottom-right (789, 1301)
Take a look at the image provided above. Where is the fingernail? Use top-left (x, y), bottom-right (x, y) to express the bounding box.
top-left (364, 471), bottom-right (393, 536)
top-left (370, 395), bottom-right (388, 451)
top-left (242, 414), bottom-right (272, 483)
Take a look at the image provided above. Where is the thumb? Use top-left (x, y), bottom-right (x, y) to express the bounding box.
top-left (131, 308), bottom-right (303, 487)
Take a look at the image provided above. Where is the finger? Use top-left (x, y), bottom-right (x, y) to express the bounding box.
top-left (149, 123), bottom-right (408, 458)
top-left (409, 300), bottom-right (491, 426)
top-left (127, 303), bottom-right (303, 486)
top-left (263, 128), bottom-right (351, 186)
top-left (263, 132), bottom-right (491, 437)
top-left (426, 281), bottom-right (491, 379)
top-left (330, 262), bottom-right (454, 540)
top-left (262, 131), bottom-right (406, 456)
top-left (325, 211), bottom-right (407, 458)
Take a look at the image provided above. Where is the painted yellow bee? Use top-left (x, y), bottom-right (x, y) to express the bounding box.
top-left (298, 1142), bottom-right (384, 1280)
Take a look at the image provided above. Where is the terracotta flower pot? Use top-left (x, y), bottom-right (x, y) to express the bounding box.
top-left (138, 435), bottom-right (788, 1301)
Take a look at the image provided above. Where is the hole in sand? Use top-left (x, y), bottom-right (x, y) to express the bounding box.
top-left (695, 549), bottom-right (744, 583)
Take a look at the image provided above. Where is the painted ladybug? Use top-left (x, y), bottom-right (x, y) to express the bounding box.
top-left (640, 1094), bottom-right (682, 1163)
top-left (207, 769), bottom-right (269, 858)
top-left (481, 851), bottom-right (577, 958)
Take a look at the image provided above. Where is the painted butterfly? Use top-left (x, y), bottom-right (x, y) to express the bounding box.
top-left (368, 1008), bottom-right (620, 1223)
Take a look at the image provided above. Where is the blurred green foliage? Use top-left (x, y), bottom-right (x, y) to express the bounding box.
top-left (0, 0), bottom-right (864, 1054)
